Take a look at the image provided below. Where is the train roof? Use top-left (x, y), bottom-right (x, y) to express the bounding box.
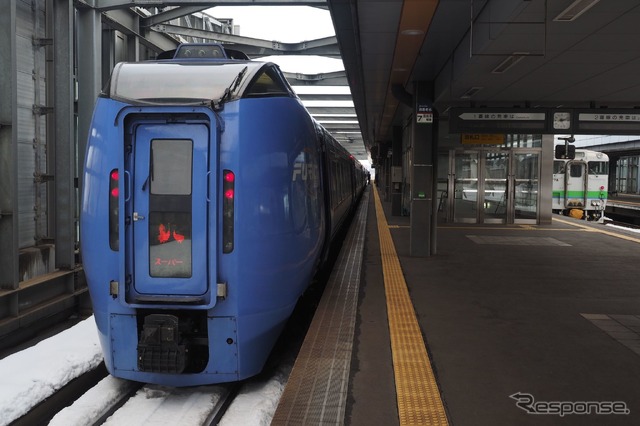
top-left (104, 59), bottom-right (296, 107)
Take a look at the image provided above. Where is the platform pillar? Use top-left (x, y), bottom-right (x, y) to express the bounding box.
top-left (410, 82), bottom-right (437, 257)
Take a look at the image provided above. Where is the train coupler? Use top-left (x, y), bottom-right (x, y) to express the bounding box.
top-left (137, 314), bottom-right (187, 374)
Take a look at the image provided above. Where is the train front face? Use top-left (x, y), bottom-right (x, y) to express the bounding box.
top-left (81, 60), bottom-right (326, 386)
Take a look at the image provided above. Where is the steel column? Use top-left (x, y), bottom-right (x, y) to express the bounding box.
top-left (539, 135), bottom-right (554, 225)
top-left (0, 0), bottom-right (19, 289)
top-left (76, 6), bottom-right (102, 251)
top-left (53, 0), bottom-right (76, 270)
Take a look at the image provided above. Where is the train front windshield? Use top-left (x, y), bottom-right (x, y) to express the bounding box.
top-left (108, 62), bottom-right (261, 103)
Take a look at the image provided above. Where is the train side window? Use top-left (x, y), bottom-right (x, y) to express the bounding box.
top-left (569, 164), bottom-right (583, 178)
top-left (553, 161), bottom-right (565, 174)
top-left (332, 160), bottom-right (339, 207)
top-left (244, 67), bottom-right (290, 97)
top-left (588, 161), bottom-right (608, 175)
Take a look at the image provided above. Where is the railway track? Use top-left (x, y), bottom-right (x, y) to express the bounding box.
top-left (7, 362), bottom-right (239, 426)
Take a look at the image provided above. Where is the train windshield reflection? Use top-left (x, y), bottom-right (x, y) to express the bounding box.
top-left (109, 62), bottom-right (262, 103)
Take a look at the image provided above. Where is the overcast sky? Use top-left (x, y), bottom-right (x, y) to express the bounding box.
top-left (206, 6), bottom-right (344, 74)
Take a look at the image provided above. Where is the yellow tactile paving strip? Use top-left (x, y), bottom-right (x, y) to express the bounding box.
top-left (373, 187), bottom-right (449, 426)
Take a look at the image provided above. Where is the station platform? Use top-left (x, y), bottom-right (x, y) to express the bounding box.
top-left (274, 185), bottom-right (640, 425)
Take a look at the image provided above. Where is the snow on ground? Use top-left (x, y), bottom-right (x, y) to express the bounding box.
top-left (49, 376), bottom-right (138, 426)
top-left (219, 362), bottom-right (291, 426)
top-left (0, 316), bottom-right (290, 426)
top-left (102, 385), bottom-right (227, 426)
top-left (0, 317), bottom-right (103, 426)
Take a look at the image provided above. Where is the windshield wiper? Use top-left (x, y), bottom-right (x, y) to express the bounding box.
top-left (214, 66), bottom-right (248, 110)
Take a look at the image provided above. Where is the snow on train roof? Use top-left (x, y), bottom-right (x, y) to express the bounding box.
top-left (108, 60), bottom-right (276, 105)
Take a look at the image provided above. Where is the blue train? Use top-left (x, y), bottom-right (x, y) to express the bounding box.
top-left (80, 43), bottom-right (367, 386)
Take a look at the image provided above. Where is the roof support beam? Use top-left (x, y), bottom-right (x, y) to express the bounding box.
top-left (284, 71), bottom-right (347, 86)
top-left (150, 24), bottom-right (339, 57)
top-left (86, 0), bottom-right (327, 12)
top-left (140, 6), bottom-right (210, 27)
top-left (104, 9), bottom-right (177, 52)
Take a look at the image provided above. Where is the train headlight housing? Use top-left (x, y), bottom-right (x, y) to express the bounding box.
top-left (109, 169), bottom-right (119, 251)
top-left (222, 170), bottom-right (235, 253)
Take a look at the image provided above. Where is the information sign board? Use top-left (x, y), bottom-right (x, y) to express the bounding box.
top-left (575, 110), bottom-right (640, 134)
top-left (462, 134), bottom-right (505, 145)
top-left (450, 108), bottom-right (547, 133)
top-left (417, 105), bottom-right (433, 123)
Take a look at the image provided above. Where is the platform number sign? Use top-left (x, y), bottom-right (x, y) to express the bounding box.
top-left (417, 105), bottom-right (433, 124)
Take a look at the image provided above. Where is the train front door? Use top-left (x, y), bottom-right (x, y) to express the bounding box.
top-left (443, 149), bottom-right (540, 224)
top-left (563, 160), bottom-right (587, 209)
top-left (512, 152), bottom-right (539, 223)
top-left (129, 123), bottom-right (210, 298)
top-left (451, 151), bottom-right (479, 223)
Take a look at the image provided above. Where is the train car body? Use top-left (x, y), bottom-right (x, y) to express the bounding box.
top-left (80, 44), bottom-right (365, 386)
top-left (552, 149), bottom-right (608, 220)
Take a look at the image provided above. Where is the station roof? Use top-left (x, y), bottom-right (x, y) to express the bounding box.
top-left (329, 0), bottom-right (640, 151)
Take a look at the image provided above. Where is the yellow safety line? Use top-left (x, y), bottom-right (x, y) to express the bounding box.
top-left (373, 186), bottom-right (449, 426)
top-left (553, 216), bottom-right (640, 244)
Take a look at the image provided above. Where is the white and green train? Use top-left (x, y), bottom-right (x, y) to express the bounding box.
top-left (552, 149), bottom-right (609, 220)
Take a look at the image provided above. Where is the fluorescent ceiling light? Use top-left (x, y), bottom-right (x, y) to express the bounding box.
top-left (554, 0), bottom-right (600, 22)
top-left (491, 53), bottom-right (528, 74)
top-left (400, 29), bottom-right (425, 36)
top-left (461, 87), bottom-right (483, 99)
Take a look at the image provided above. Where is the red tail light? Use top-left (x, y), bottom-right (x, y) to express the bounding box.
top-left (222, 170), bottom-right (235, 253)
top-left (109, 169), bottom-right (119, 250)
